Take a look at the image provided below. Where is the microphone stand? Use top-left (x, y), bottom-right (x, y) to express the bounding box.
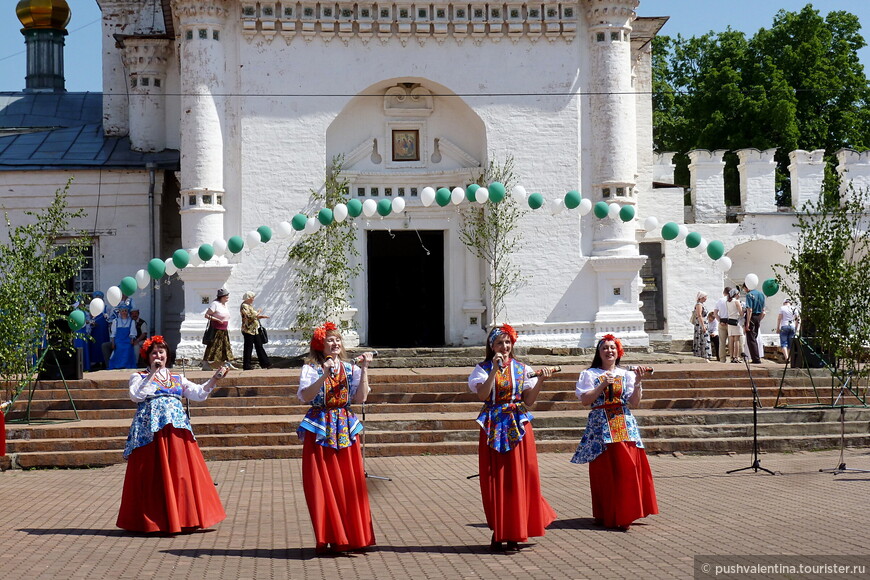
top-left (356, 352), bottom-right (390, 482)
top-left (819, 372), bottom-right (870, 475)
top-left (727, 357), bottom-right (775, 476)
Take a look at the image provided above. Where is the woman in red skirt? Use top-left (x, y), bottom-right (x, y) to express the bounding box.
top-left (116, 336), bottom-right (228, 533)
top-left (571, 334), bottom-right (658, 531)
top-left (468, 324), bottom-right (556, 552)
top-left (297, 322), bottom-right (376, 554)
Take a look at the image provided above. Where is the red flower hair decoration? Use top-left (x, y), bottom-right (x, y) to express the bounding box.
top-left (310, 322), bottom-right (338, 351)
top-left (598, 333), bottom-right (625, 358)
top-left (488, 323), bottom-right (519, 347)
top-left (140, 335), bottom-right (167, 361)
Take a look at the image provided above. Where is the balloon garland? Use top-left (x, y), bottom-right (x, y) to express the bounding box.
top-left (70, 181), bottom-right (775, 332)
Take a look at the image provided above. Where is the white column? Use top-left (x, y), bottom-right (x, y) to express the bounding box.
top-left (788, 149), bottom-right (825, 209)
top-left (122, 39), bottom-right (171, 152)
top-left (737, 148), bottom-right (777, 214)
top-left (99, 0), bottom-right (139, 136)
top-left (688, 149), bottom-right (727, 223)
top-left (653, 152), bottom-right (676, 184)
top-left (172, 0), bottom-right (232, 359)
top-left (583, 0), bottom-right (639, 256)
top-left (836, 149), bottom-right (870, 205)
top-left (462, 250), bottom-right (486, 344)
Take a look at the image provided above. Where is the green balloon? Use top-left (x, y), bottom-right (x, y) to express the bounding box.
top-left (435, 187), bottom-right (451, 207)
top-left (706, 240), bottom-right (725, 260)
top-left (172, 249), bottom-right (190, 269)
top-left (198, 243), bottom-right (214, 261)
top-left (593, 201), bottom-right (610, 219)
top-left (488, 182), bottom-right (506, 203)
top-left (619, 205), bottom-right (636, 222)
top-left (528, 193), bottom-right (544, 210)
top-left (257, 225), bottom-right (273, 242)
top-left (68, 309), bottom-right (86, 331)
top-left (291, 213), bottom-right (308, 231)
top-left (661, 222), bottom-right (680, 240)
top-left (466, 183), bottom-right (480, 202)
top-left (120, 276), bottom-right (138, 296)
top-left (564, 190), bottom-right (582, 209)
top-left (318, 208), bottom-right (334, 225)
top-left (347, 199), bottom-right (363, 218)
top-left (377, 199), bottom-right (392, 216)
top-left (762, 278), bottom-right (780, 297)
top-left (147, 258), bottom-right (166, 279)
top-left (685, 232), bottom-right (702, 248)
top-left (227, 236), bottom-right (245, 254)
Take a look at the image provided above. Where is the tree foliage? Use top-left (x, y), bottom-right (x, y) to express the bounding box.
top-left (654, 4), bottom-right (870, 205)
top-left (287, 156), bottom-right (361, 338)
top-left (0, 180), bottom-right (90, 406)
top-left (774, 186), bottom-right (870, 393)
top-left (458, 157), bottom-right (526, 325)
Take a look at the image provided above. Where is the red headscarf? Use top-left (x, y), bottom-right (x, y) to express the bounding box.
top-left (597, 333), bottom-right (625, 358)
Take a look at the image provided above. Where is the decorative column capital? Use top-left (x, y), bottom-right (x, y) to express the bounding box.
top-left (581, 0), bottom-right (639, 30)
top-left (170, 0), bottom-right (229, 24)
top-left (121, 38), bottom-right (172, 75)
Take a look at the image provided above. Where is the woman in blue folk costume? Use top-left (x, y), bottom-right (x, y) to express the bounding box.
top-left (117, 336), bottom-right (229, 533)
top-left (297, 322), bottom-right (376, 554)
top-left (571, 334), bottom-right (658, 531)
top-left (468, 323), bottom-right (556, 552)
top-left (108, 305), bottom-right (137, 369)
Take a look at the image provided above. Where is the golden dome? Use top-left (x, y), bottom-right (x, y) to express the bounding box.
top-left (16, 0), bottom-right (71, 31)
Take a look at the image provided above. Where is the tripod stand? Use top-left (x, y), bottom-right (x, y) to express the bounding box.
top-left (727, 357), bottom-right (775, 476)
top-left (360, 402), bottom-right (391, 481)
top-left (819, 372), bottom-right (870, 475)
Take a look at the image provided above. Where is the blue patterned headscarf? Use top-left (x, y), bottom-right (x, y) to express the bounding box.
top-left (487, 323), bottom-right (518, 347)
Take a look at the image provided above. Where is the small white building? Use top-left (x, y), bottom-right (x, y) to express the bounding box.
top-left (2, 0), bottom-right (868, 359)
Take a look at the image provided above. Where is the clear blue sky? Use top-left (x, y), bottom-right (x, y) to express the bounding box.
top-left (0, 1), bottom-right (867, 92)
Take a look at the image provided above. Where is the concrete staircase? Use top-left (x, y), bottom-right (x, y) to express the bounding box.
top-left (3, 361), bottom-right (869, 469)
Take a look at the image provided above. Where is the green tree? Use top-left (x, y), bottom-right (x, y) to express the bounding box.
top-left (458, 157), bottom-right (526, 325)
top-left (0, 181), bottom-right (90, 407)
top-left (654, 4), bottom-right (869, 206)
top-left (774, 186), bottom-right (870, 397)
top-left (287, 156), bottom-right (361, 338)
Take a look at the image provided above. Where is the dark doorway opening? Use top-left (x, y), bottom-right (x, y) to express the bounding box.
top-left (367, 230), bottom-right (444, 347)
top-left (639, 242), bottom-right (664, 331)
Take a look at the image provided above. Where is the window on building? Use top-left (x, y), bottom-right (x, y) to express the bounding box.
top-left (56, 241), bottom-right (95, 297)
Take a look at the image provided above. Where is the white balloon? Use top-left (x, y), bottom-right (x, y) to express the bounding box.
top-left (135, 269), bottom-right (150, 289)
top-left (717, 256), bottom-right (733, 272)
top-left (392, 197), bottom-right (406, 214)
top-left (246, 230), bottom-right (261, 248)
top-left (608, 203), bottom-right (620, 219)
top-left (212, 239), bottom-right (227, 257)
top-left (697, 239), bottom-right (708, 253)
top-left (745, 273), bottom-right (759, 290)
top-left (89, 297), bottom-right (105, 318)
top-left (420, 187), bottom-right (436, 207)
top-left (333, 204), bottom-right (348, 223)
top-left (106, 286), bottom-right (122, 307)
top-left (451, 187), bottom-right (464, 205)
top-left (676, 224), bottom-right (689, 242)
top-left (188, 251), bottom-right (202, 266)
top-left (512, 185), bottom-right (527, 201)
top-left (276, 221), bottom-right (293, 237)
top-left (164, 258), bottom-right (177, 276)
top-left (643, 216), bottom-right (659, 231)
top-left (304, 217), bottom-right (320, 233)
top-left (551, 197), bottom-right (565, 215)
top-left (475, 187), bottom-right (489, 204)
top-left (578, 198), bottom-right (593, 216)
top-left (362, 199), bottom-right (377, 217)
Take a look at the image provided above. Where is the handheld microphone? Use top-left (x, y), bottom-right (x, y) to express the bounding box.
top-left (627, 365), bottom-right (654, 375)
top-left (526, 365), bottom-right (562, 378)
top-left (353, 350), bottom-right (379, 364)
top-left (497, 359), bottom-right (505, 371)
top-left (325, 356), bottom-right (338, 377)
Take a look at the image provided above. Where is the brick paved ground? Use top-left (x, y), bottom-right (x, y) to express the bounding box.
top-left (2, 449), bottom-right (869, 579)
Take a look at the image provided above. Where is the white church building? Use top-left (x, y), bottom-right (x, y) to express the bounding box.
top-left (2, 0), bottom-right (869, 359)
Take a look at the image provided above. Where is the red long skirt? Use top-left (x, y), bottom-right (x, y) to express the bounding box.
top-left (588, 441), bottom-right (658, 529)
top-left (302, 435), bottom-right (375, 552)
top-left (116, 425), bottom-right (226, 533)
top-left (478, 425), bottom-right (557, 543)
